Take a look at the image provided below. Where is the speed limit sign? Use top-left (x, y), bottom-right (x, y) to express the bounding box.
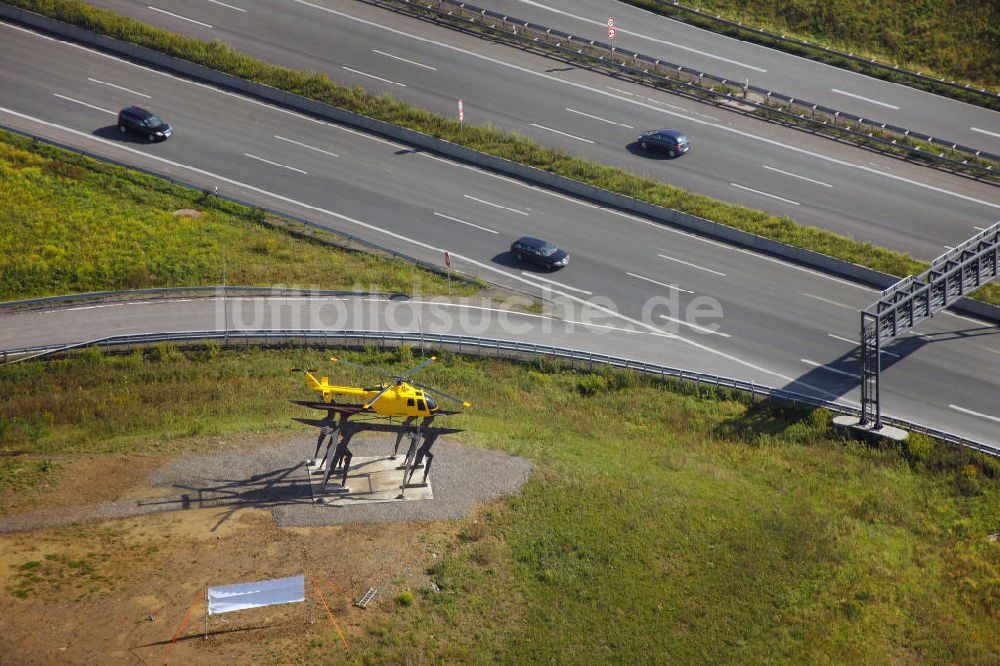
top-left (608, 26), bottom-right (616, 40)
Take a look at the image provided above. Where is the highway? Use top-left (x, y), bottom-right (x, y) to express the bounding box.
top-left (480, 0), bottom-right (1000, 155)
top-left (1, 22), bottom-right (998, 446)
top-left (55, 0), bottom-right (1000, 261)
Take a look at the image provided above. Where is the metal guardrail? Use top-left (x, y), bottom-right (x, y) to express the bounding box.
top-left (3, 329), bottom-right (996, 458)
top-left (370, 0), bottom-right (999, 179)
top-left (0, 286), bottom-right (407, 311)
top-left (629, 0), bottom-right (1000, 108)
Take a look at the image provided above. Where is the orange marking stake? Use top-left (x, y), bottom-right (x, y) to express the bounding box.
top-left (311, 577), bottom-right (349, 652)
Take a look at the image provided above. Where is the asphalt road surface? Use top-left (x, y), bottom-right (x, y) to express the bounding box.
top-left (481, 0), bottom-right (1000, 154)
top-left (1, 23), bottom-right (998, 446)
top-left (44, 0), bottom-right (1000, 261)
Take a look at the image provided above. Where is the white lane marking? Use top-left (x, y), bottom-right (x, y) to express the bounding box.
top-left (204, 0), bottom-right (247, 12)
top-left (625, 272), bottom-right (693, 294)
top-left (942, 310), bottom-right (993, 326)
top-left (943, 245), bottom-right (954, 251)
top-left (827, 333), bottom-right (902, 358)
top-left (274, 135), bottom-right (339, 158)
top-left (520, 273), bottom-right (592, 294)
top-left (464, 194), bottom-right (529, 215)
top-left (950, 404), bottom-right (1000, 424)
top-left (0, 108), bottom-right (855, 399)
top-left (147, 6), bottom-right (213, 27)
top-left (642, 96), bottom-right (718, 121)
top-left (287, 0), bottom-right (1000, 212)
top-left (515, 0), bottom-right (767, 72)
top-left (657, 253), bottom-right (726, 276)
top-left (970, 127), bottom-right (1000, 139)
top-left (565, 108), bottom-right (633, 129)
top-left (0, 21), bottom-right (57, 40)
top-left (974, 226), bottom-right (986, 231)
top-left (603, 207), bottom-right (870, 291)
top-left (802, 293), bottom-right (858, 309)
top-left (830, 88), bottom-right (900, 110)
top-left (731, 183), bottom-right (800, 206)
top-left (52, 94), bottom-right (115, 115)
top-left (827, 333), bottom-right (857, 346)
top-left (372, 49), bottom-right (437, 71)
top-left (243, 153), bottom-right (307, 174)
top-left (659, 314), bottom-right (730, 337)
top-left (607, 86), bottom-right (635, 97)
top-left (761, 165), bottom-right (832, 188)
top-left (801, 359), bottom-right (855, 378)
top-left (530, 123), bottom-right (594, 143)
top-left (87, 78), bottom-right (151, 98)
top-left (433, 212), bottom-right (498, 234)
top-left (341, 66), bottom-right (406, 86)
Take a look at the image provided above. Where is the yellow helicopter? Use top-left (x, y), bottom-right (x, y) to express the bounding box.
top-left (291, 356), bottom-right (470, 494)
top-left (294, 356), bottom-right (471, 418)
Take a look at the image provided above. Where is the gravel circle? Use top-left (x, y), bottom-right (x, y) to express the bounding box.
top-left (0, 435), bottom-right (534, 533)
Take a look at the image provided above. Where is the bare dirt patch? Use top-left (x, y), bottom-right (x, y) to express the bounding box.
top-left (0, 432), bottom-right (532, 664)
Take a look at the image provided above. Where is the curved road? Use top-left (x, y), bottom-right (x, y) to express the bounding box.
top-left (1, 24), bottom-right (998, 446)
top-left (42, 0), bottom-right (1000, 261)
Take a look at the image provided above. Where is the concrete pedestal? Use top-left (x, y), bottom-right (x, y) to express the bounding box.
top-left (305, 455), bottom-right (434, 505)
top-left (832, 415), bottom-right (909, 444)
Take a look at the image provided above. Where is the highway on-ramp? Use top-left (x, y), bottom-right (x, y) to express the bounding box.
top-left (1, 22), bottom-right (999, 446)
top-left (42, 0), bottom-right (1000, 261)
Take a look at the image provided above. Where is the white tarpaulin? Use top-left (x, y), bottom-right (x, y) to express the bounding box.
top-left (207, 575), bottom-right (305, 615)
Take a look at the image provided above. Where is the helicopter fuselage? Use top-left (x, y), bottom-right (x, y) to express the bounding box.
top-left (304, 373), bottom-right (439, 417)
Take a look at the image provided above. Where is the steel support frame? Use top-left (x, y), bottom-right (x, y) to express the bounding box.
top-left (858, 222), bottom-right (999, 427)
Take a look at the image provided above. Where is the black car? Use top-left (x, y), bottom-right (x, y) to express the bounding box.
top-left (117, 106), bottom-right (172, 141)
top-left (637, 128), bottom-right (689, 157)
top-left (511, 236), bottom-right (569, 270)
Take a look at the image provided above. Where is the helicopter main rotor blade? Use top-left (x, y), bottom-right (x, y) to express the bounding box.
top-left (362, 383), bottom-right (393, 410)
top-left (399, 356), bottom-right (437, 382)
top-left (411, 381), bottom-right (471, 408)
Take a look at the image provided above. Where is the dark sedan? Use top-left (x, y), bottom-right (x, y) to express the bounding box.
top-left (637, 128), bottom-right (689, 157)
top-left (511, 236), bottom-right (569, 270)
top-left (117, 106), bottom-right (172, 141)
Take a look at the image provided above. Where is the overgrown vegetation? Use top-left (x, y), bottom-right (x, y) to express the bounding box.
top-left (621, 0), bottom-right (1000, 100)
top-left (8, 0), bottom-right (1000, 308)
top-left (0, 130), bottom-right (476, 300)
top-left (2, 346), bottom-right (999, 662)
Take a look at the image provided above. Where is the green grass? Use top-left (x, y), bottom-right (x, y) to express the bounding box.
top-left (2, 346), bottom-right (999, 662)
top-left (0, 130), bottom-right (477, 300)
top-left (9, 0), bottom-right (1000, 309)
top-left (660, 0), bottom-right (1000, 90)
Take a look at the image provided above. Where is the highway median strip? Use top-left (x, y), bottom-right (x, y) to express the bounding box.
top-left (3, 0), bottom-right (999, 309)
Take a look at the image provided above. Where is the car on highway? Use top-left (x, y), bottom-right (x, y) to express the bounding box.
top-left (511, 236), bottom-right (569, 270)
top-left (637, 128), bottom-right (689, 157)
top-left (117, 106), bottom-right (172, 141)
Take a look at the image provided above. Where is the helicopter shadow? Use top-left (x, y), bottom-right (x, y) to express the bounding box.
top-left (136, 461), bottom-right (314, 532)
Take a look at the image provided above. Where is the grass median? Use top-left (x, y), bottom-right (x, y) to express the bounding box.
top-left (1, 345), bottom-right (998, 662)
top-left (7, 0), bottom-right (999, 309)
top-left (622, 0), bottom-right (1000, 97)
top-left (0, 129), bottom-right (479, 300)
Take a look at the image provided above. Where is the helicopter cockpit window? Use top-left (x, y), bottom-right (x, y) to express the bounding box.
top-left (417, 399), bottom-right (426, 411)
top-left (426, 395), bottom-right (438, 412)
top-left (407, 398), bottom-right (415, 407)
